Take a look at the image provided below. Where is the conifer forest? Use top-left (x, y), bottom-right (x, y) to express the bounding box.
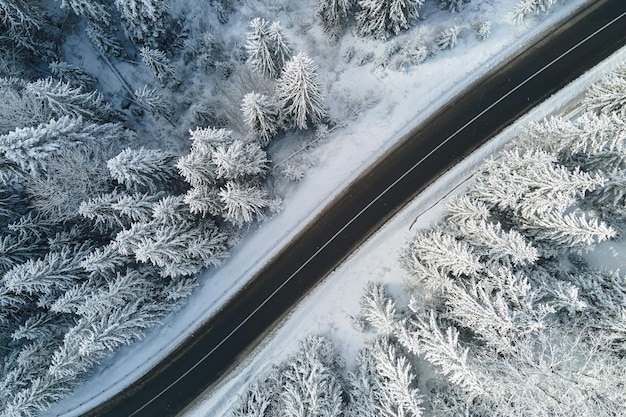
top-left (0, 0), bottom-right (623, 416)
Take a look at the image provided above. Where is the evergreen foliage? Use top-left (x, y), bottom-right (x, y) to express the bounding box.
top-left (317, 0), bottom-right (352, 37)
top-left (245, 17), bottom-right (291, 79)
top-left (356, 0), bottom-right (424, 40)
top-left (276, 53), bottom-right (326, 130)
top-left (241, 92), bottom-right (280, 145)
top-left (114, 0), bottom-right (169, 46)
top-left (107, 147), bottom-right (178, 193)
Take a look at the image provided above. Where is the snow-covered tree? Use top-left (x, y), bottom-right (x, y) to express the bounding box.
top-left (434, 26), bottom-right (461, 51)
top-left (184, 185), bottom-right (224, 217)
top-left (241, 92), bottom-right (280, 145)
top-left (79, 191), bottom-right (127, 230)
top-left (246, 17), bottom-right (291, 79)
top-left (470, 149), bottom-right (605, 219)
top-left (114, 0), bottom-right (169, 46)
top-left (584, 65), bottom-right (626, 117)
top-left (26, 141), bottom-right (113, 222)
top-left (0, 116), bottom-right (123, 175)
top-left (140, 47), bottom-right (176, 83)
top-left (111, 192), bottom-right (164, 223)
top-left (356, 0), bottom-right (424, 40)
top-left (58, 0), bottom-right (111, 25)
top-left (279, 336), bottom-right (344, 417)
top-left (24, 78), bottom-right (117, 122)
top-left (472, 21), bottom-right (491, 40)
top-left (359, 282), bottom-right (398, 334)
top-left (396, 311), bottom-right (484, 396)
top-left (276, 52), bottom-right (326, 130)
top-left (370, 337), bottom-right (423, 417)
top-left (49, 61), bottom-right (97, 90)
top-left (212, 140), bottom-right (269, 180)
top-left (134, 85), bottom-right (171, 120)
top-left (317, 0), bottom-right (352, 36)
top-left (2, 245), bottom-right (90, 302)
top-left (520, 210), bottom-right (616, 252)
top-left (219, 182), bottom-right (271, 224)
top-left (107, 147), bottom-right (178, 192)
top-left (407, 229), bottom-right (482, 278)
top-left (439, 0), bottom-right (467, 12)
top-left (511, 0), bottom-right (557, 24)
top-left (0, 0), bottom-right (45, 52)
top-left (177, 151), bottom-right (218, 188)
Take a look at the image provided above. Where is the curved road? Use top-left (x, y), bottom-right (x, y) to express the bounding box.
top-left (83, 1), bottom-right (626, 416)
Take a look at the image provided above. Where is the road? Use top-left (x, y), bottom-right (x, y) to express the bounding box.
top-left (83, 1), bottom-right (626, 416)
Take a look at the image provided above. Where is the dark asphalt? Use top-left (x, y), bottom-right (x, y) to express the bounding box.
top-left (81, 1), bottom-right (626, 416)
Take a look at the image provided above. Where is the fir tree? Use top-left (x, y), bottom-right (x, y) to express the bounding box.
top-left (107, 147), bottom-right (178, 192)
top-left (134, 85), bottom-right (171, 120)
top-left (140, 47), bottom-right (176, 83)
top-left (24, 78), bottom-right (117, 122)
top-left (114, 0), bottom-right (169, 46)
top-left (511, 0), bottom-right (558, 24)
top-left (276, 52), bottom-right (326, 130)
top-left (584, 64), bottom-right (626, 117)
top-left (0, 116), bottom-right (123, 175)
top-left (246, 18), bottom-right (291, 79)
top-left (434, 26), bottom-right (461, 51)
top-left (359, 282), bottom-right (398, 334)
top-left (241, 92), bottom-right (280, 145)
top-left (58, 0), bottom-right (111, 25)
top-left (439, 0), bottom-right (467, 12)
top-left (212, 140), bottom-right (269, 180)
top-left (356, 0), bottom-right (424, 40)
top-left (219, 182), bottom-right (270, 224)
top-left (317, 0), bottom-right (352, 36)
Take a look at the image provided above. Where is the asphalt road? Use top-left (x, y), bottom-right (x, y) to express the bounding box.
top-left (82, 1), bottom-right (626, 416)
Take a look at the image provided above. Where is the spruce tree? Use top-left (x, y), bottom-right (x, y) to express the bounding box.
top-left (276, 52), bottom-right (325, 130)
top-left (356, 0), bottom-right (424, 40)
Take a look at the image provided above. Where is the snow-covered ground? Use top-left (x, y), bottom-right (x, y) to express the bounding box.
top-left (43, 0), bottom-right (617, 415)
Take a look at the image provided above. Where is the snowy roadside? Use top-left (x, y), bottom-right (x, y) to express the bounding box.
top-left (43, 1), bottom-right (599, 415)
top-left (183, 41), bottom-right (626, 417)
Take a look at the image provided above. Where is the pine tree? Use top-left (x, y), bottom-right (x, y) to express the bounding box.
top-left (0, 0), bottom-right (45, 52)
top-left (246, 18), bottom-right (291, 79)
top-left (114, 0), bottom-right (169, 46)
top-left (219, 181), bottom-right (270, 224)
top-left (26, 141), bottom-right (113, 222)
top-left (2, 246), bottom-right (90, 300)
top-left (0, 116), bottom-right (123, 175)
top-left (356, 0), bottom-right (424, 40)
top-left (584, 65), bottom-right (626, 117)
top-left (407, 229), bottom-right (482, 278)
top-left (212, 140), bottom-right (269, 180)
top-left (24, 78), bottom-right (117, 122)
top-left (359, 282), bottom-right (398, 334)
top-left (434, 26), bottom-right (461, 51)
top-left (107, 147), bottom-right (178, 192)
top-left (276, 52), bottom-right (326, 130)
top-left (184, 185), bottom-right (224, 217)
top-left (79, 191), bottom-right (127, 230)
top-left (511, 0), bottom-right (558, 24)
top-left (439, 0), bottom-right (467, 12)
top-left (140, 47), bottom-right (176, 83)
top-left (177, 151), bottom-right (218, 188)
top-left (370, 337), bottom-right (423, 417)
top-left (396, 311), bottom-right (484, 396)
top-left (49, 61), bottom-right (97, 90)
top-left (317, 0), bottom-right (352, 36)
top-left (241, 92), bottom-right (280, 145)
top-left (58, 0), bottom-right (111, 25)
top-left (134, 85), bottom-right (171, 120)
top-left (278, 336), bottom-right (344, 417)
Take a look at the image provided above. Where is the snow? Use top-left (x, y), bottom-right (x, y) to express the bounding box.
top-left (43, 0), bottom-right (626, 416)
